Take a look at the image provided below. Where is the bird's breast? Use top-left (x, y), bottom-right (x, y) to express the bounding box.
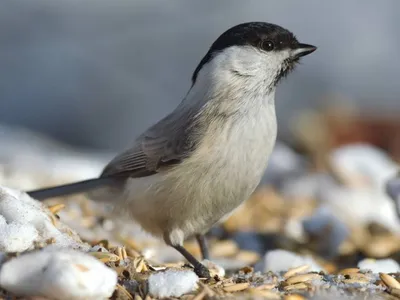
top-left (203, 103), bottom-right (277, 192)
top-left (169, 101), bottom-right (278, 223)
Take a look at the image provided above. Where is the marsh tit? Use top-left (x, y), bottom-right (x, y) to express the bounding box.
top-left (27, 22), bottom-right (316, 278)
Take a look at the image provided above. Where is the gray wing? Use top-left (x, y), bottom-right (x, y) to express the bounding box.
top-left (101, 108), bottom-right (200, 178)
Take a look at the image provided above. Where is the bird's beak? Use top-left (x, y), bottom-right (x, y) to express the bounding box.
top-left (291, 43), bottom-right (317, 59)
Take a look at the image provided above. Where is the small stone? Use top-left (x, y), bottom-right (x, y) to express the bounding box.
top-left (358, 258), bottom-right (400, 273)
top-left (148, 269), bottom-right (198, 298)
top-left (0, 249), bottom-right (117, 300)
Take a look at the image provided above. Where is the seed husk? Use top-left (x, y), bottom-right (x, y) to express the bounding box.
top-left (284, 283), bottom-right (309, 291)
top-left (338, 268), bottom-right (359, 275)
top-left (89, 252), bottom-right (120, 263)
top-left (248, 288), bottom-right (280, 299)
top-left (223, 282), bottom-right (250, 292)
top-left (48, 203), bottom-right (65, 215)
top-left (285, 273), bottom-right (322, 285)
top-left (380, 273), bottom-right (400, 290)
top-left (284, 295), bottom-right (307, 300)
top-left (284, 265), bottom-right (311, 279)
top-left (389, 287), bottom-right (400, 297)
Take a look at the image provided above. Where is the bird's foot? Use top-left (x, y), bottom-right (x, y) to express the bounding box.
top-left (194, 263), bottom-right (211, 279)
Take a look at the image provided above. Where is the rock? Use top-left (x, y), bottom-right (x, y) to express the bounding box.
top-left (201, 259), bottom-right (225, 277)
top-left (0, 186), bottom-right (88, 252)
top-left (0, 249), bottom-right (117, 300)
top-left (281, 173), bottom-right (333, 201)
top-left (358, 258), bottom-right (400, 273)
top-left (386, 174), bottom-right (400, 218)
top-left (329, 143), bottom-right (399, 189)
top-left (262, 141), bottom-right (308, 188)
top-left (302, 205), bottom-right (350, 258)
top-left (321, 185), bottom-right (400, 235)
top-left (148, 269), bottom-right (198, 298)
top-left (264, 249), bottom-right (324, 273)
top-left (284, 218), bottom-right (307, 243)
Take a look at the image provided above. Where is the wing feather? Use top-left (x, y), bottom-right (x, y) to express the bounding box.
top-left (100, 107), bottom-right (201, 178)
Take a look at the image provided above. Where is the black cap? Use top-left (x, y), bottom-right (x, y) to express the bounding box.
top-left (192, 22), bottom-right (316, 83)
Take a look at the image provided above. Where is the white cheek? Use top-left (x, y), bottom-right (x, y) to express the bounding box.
top-left (260, 49), bottom-right (291, 73)
top-left (231, 47), bottom-right (265, 74)
top-left (212, 46), bottom-right (291, 77)
top-left (191, 45), bottom-right (292, 96)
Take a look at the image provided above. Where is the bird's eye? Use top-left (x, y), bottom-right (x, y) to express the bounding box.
top-left (262, 40), bottom-right (274, 51)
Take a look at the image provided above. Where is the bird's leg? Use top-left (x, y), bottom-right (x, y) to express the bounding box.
top-left (195, 234), bottom-right (210, 260)
top-left (172, 245), bottom-right (211, 279)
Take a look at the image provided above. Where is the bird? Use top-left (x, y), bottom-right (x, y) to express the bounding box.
top-left (27, 22), bottom-right (316, 278)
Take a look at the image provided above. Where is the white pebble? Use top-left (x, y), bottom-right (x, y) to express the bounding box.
top-left (0, 249), bottom-right (117, 300)
top-left (321, 185), bottom-right (400, 235)
top-left (284, 218), bottom-right (307, 243)
top-left (0, 186), bottom-right (88, 252)
top-left (302, 205), bottom-right (350, 257)
top-left (329, 143), bottom-right (399, 189)
top-left (0, 222), bottom-right (38, 252)
top-left (148, 269), bottom-right (198, 298)
top-left (264, 249), bottom-right (323, 273)
top-left (358, 258), bottom-right (400, 273)
top-left (202, 259), bottom-right (225, 277)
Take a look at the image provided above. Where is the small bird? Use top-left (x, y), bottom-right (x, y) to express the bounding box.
top-left (27, 22), bottom-right (316, 278)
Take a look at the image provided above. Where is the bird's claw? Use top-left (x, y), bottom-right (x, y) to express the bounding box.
top-left (194, 264), bottom-right (211, 279)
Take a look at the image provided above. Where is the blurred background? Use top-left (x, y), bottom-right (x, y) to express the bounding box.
top-left (1, 0), bottom-right (400, 151)
top-left (2, 0), bottom-right (400, 280)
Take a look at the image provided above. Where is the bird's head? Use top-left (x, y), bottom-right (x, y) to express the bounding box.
top-left (192, 22), bottom-right (316, 92)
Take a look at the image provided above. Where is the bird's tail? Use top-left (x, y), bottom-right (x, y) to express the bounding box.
top-left (27, 177), bottom-right (119, 201)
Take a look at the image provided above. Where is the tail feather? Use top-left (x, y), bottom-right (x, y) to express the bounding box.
top-left (27, 177), bottom-right (119, 200)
